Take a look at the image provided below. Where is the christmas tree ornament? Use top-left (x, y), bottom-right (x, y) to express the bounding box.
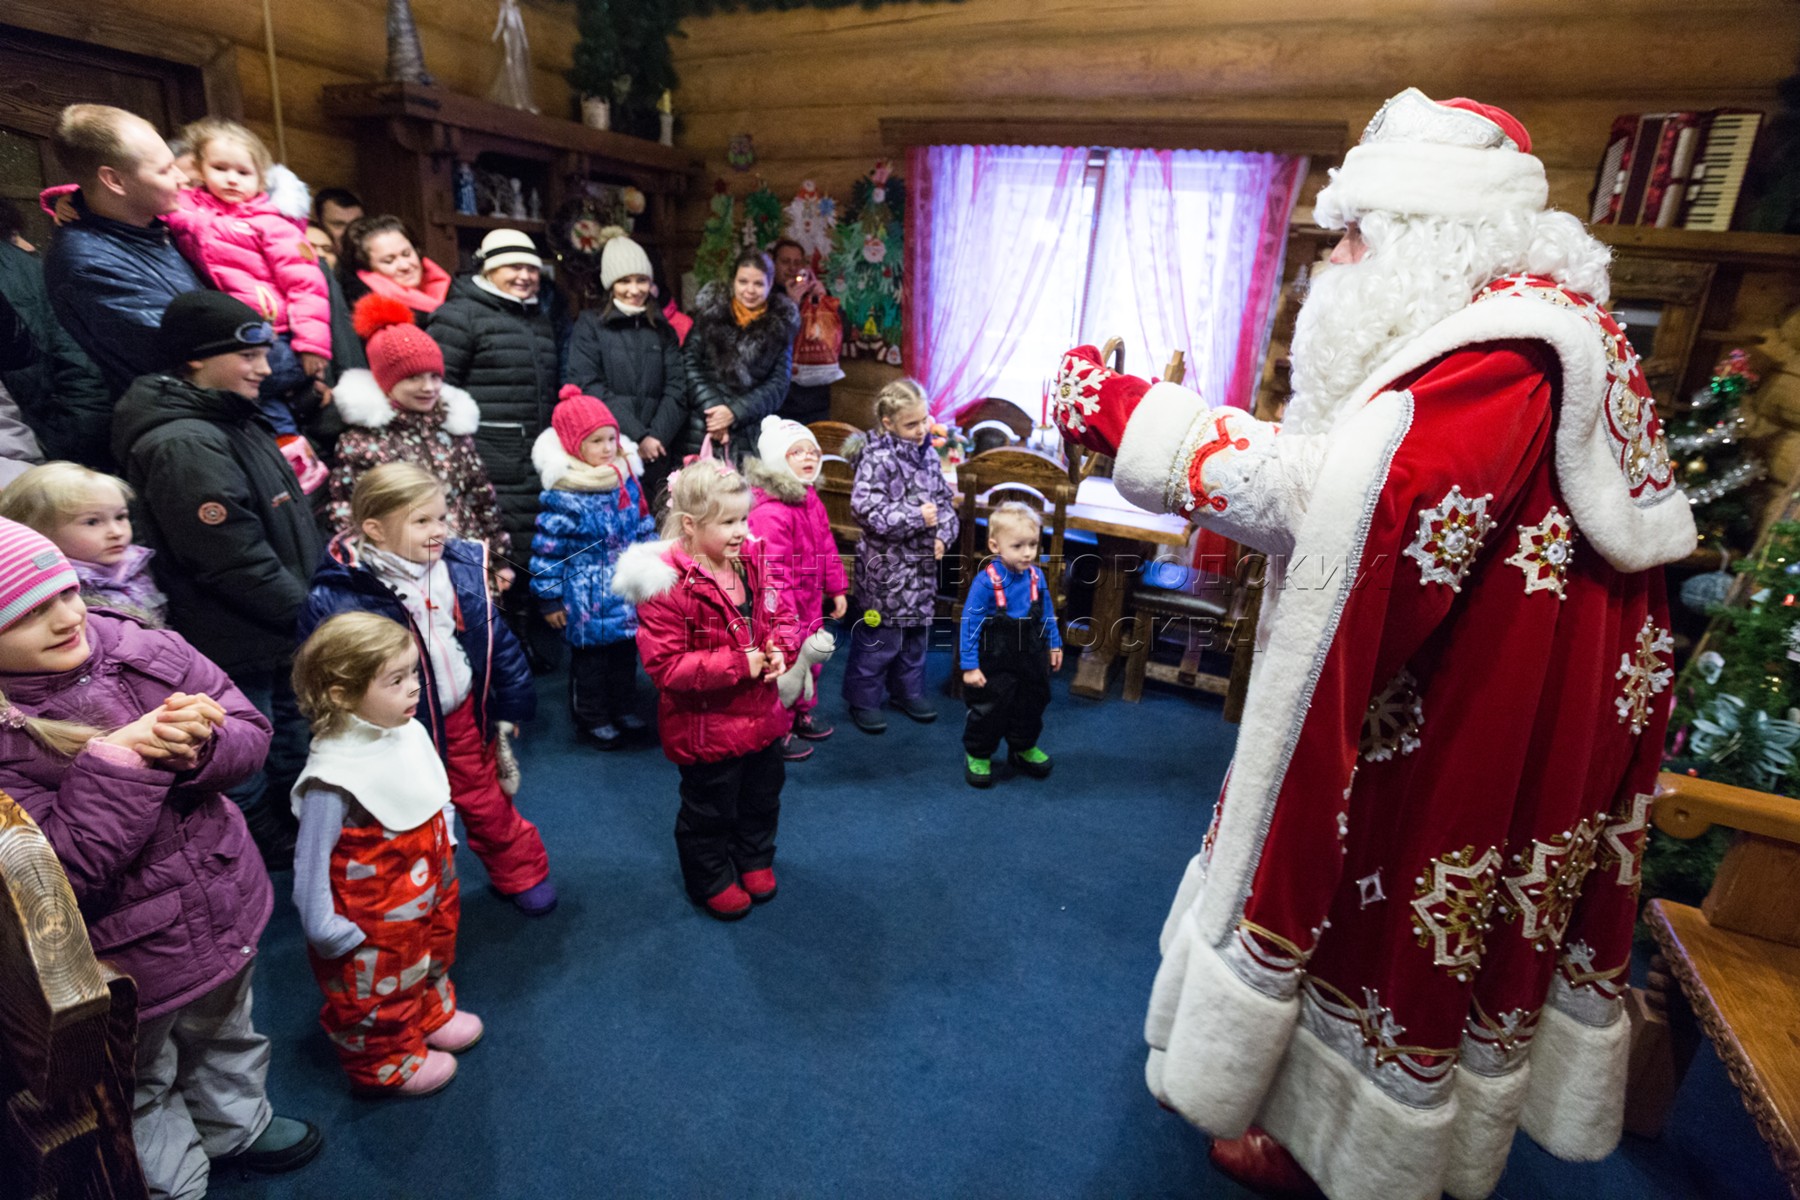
top-left (1678, 568), bottom-right (1734, 612)
top-left (1688, 693), bottom-right (1800, 790)
top-left (728, 134), bottom-right (757, 172)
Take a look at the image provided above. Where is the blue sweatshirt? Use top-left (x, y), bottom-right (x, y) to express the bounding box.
top-left (959, 563), bottom-right (1062, 669)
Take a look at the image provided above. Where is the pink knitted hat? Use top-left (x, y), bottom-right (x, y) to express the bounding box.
top-left (0, 519), bottom-right (78, 631)
top-left (551, 384), bottom-right (619, 457)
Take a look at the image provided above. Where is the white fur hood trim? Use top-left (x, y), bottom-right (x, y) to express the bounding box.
top-left (612, 539), bottom-right (679, 605)
top-left (531, 425), bottom-right (642, 491)
top-left (1340, 291), bottom-right (1696, 573)
top-left (333, 369), bottom-right (480, 437)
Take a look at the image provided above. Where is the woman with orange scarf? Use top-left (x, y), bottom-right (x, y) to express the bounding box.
top-left (337, 215), bottom-right (452, 316)
top-left (683, 249), bottom-right (800, 467)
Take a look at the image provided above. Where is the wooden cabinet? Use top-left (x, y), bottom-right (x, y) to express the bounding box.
top-left (319, 82), bottom-right (699, 310)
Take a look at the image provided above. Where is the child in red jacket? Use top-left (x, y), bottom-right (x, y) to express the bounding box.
top-left (615, 461), bottom-right (802, 921)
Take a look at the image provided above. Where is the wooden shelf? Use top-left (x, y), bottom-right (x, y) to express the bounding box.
top-left (1591, 225), bottom-right (1800, 268)
top-left (432, 211), bottom-right (547, 233)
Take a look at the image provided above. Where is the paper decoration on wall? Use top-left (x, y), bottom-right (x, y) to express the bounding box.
top-left (828, 160), bottom-right (905, 365)
top-left (693, 184), bottom-right (741, 286)
top-left (728, 134), bottom-right (757, 172)
top-left (741, 183), bottom-right (784, 252)
top-left (783, 180), bottom-right (837, 272)
top-left (550, 195), bottom-right (628, 303)
top-left (488, 0), bottom-right (539, 113)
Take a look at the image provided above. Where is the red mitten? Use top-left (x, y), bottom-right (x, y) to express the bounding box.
top-left (1053, 345), bottom-right (1153, 457)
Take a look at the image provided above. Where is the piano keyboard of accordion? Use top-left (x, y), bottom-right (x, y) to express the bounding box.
top-left (1681, 111), bottom-right (1764, 232)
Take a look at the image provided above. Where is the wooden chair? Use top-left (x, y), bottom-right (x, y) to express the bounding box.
top-left (815, 453), bottom-right (859, 593)
top-left (0, 792), bottom-right (147, 1200)
top-left (1119, 541), bottom-right (1262, 709)
top-left (952, 397), bottom-right (1033, 442)
top-left (1625, 772), bottom-right (1800, 1196)
top-left (952, 447), bottom-right (1075, 631)
top-left (807, 420), bottom-right (861, 458)
top-left (965, 420), bottom-right (1022, 457)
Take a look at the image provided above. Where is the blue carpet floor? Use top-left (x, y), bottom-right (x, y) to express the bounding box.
top-left (218, 633), bottom-right (1778, 1199)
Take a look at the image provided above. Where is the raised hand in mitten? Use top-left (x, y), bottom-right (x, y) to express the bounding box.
top-left (1052, 344), bottom-right (1154, 458)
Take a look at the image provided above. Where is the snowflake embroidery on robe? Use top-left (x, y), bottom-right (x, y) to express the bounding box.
top-left (1404, 485), bottom-right (1495, 591)
top-left (1497, 816), bottom-right (1603, 950)
top-left (1506, 506), bottom-right (1576, 599)
top-left (1053, 351), bottom-right (1107, 435)
top-left (1598, 790), bottom-right (1654, 887)
top-left (1615, 618), bottom-right (1674, 734)
top-left (1410, 844), bottom-right (1502, 976)
top-left (1360, 668), bottom-right (1423, 762)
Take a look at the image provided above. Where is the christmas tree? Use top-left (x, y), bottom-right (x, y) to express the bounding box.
top-left (1668, 349), bottom-right (1767, 552)
top-left (693, 187), bottom-right (740, 287)
top-left (740, 183), bottom-right (784, 252)
top-left (827, 160), bottom-right (905, 365)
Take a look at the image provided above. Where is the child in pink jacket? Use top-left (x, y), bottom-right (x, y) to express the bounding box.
top-left (166, 118), bottom-right (332, 447)
top-left (745, 416), bottom-right (846, 759)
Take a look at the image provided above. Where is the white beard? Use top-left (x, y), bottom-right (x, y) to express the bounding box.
top-left (1284, 255), bottom-right (1473, 435)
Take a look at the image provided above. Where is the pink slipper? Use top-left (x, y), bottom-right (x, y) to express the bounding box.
top-left (394, 1050), bottom-right (458, 1097)
top-left (426, 1009), bottom-right (484, 1053)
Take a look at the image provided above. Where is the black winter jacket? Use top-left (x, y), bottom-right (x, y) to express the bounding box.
top-left (111, 374), bottom-right (322, 675)
top-left (564, 301), bottom-right (690, 452)
top-left (684, 283), bottom-right (799, 466)
top-left (42, 192), bottom-right (204, 403)
top-left (426, 277), bottom-right (560, 552)
top-left (0, 242), bottom-right (111, 465)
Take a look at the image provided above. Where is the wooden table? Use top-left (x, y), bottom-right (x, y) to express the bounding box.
top-left (1064, 477), bottom-right (1192, 700)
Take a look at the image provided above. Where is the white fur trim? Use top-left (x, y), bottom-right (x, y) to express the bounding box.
top-left (611, 539), bottom-right (678, 604)
top-left (1517, 1003), bottom-right (1628, 1162)
top-left (1259, 1025), bottom-right (1457, 1200)
top-left (332, 370), bottom-right (480, 438)
top-left (1315, 141), bottom-right (1548, 224)
top-left (1113, 381), bottom-right (1209, 514)
top-left (533, 426), bottom-right (574, 490)
top-left (1147, 912), bottom-right (1298, 1135)
top-left (264, 163), bottom-right (312, 222)
top-left (1339, 293), bottom-right (1696, 572)
top-left (1444, 1064), bottom-right (1533, 1199)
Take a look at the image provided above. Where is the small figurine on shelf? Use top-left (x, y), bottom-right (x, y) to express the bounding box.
top-left (658, 90), bottom-right (674, 147)
top-left (486, 172), bottom-right (508, 219)
top-left (528, 188), bottom-right (542, 222)
top-left (455, 164), bottom-right (478, 216)
top-left (508, 177), bottom-right (527, 221)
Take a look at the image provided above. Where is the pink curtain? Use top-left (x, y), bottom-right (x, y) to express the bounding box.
top-left (905, 144), bottom-right (1093, 418)
top-left (1085, 150), bottom-right (1305, 410)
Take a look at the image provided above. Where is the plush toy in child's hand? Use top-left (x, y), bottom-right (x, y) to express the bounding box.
top-left (777, 628), bottom-right (837, 709)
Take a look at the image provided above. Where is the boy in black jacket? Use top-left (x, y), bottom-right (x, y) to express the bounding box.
top-left (112, 291), bottom-right (323, 865)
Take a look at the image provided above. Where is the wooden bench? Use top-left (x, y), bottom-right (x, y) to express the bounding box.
top-left (1628, 772), bottom-right (1800, 1198)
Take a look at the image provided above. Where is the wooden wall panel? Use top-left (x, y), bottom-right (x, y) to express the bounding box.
top-left (669, 0), bottom-right (1799, 404)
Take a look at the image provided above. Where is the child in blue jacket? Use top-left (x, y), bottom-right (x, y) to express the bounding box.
top-left (531, 386), bottom-right (658, 749)
top-left (296, 461), bottom-right (556, 916)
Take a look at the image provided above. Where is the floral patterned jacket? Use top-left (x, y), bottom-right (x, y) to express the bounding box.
top-left (327, 368), bottom-right (512, 566)
top-left (848, 430), bottom-right (959, 626)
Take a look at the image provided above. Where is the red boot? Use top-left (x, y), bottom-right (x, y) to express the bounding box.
top-left (702, 883), bottom-right (753, 921)
top-left (1207, 1127), bottom-right (1324, 1199)
top-left (740, 867), bottom-right (778, 903)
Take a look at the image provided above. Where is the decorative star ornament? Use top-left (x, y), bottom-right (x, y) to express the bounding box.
top-left (1506, 506), bottom-right (1576, 599)
top-left (1404, 485), bottom-right (1495, 591)
top-left (1410, 844), bottom-right (1502, 974)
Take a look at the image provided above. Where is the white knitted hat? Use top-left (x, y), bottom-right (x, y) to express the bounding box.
top-left (757, 415), bottom-right (819, 474)
top-left (1314, 88), bottom-right (1548, 227)
top-left (600, 236), bottom-right (655, 291)
top-left (477, 228), bottom-right (542, 274)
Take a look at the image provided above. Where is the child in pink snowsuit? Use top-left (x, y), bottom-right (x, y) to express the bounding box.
top-left (745, 416), bottom-right (846, 758)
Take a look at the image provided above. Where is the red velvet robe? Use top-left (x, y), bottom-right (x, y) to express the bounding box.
top-left (1088, 276), bottom-right (1693, 1200)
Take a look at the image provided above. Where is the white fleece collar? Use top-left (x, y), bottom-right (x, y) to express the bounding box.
top-left (332, 368), bottom-right (479, 436)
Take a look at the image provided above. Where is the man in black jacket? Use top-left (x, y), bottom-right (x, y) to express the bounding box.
top-left (113, 292), bottom-right (323, 866)
top-left (0, 227), bottom-right (112, 466)
top-left (42, 104), bottom-right (203, 466)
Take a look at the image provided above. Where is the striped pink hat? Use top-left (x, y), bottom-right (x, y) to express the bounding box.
top-left (0, 518), bottom-right (78, 631)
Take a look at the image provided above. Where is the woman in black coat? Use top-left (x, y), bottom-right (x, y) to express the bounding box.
top-left (424, 228), bottom-right (559, 573)
top-left (684, 249), bottom-right (800, 467)
top-left (563, 235), bottom-right (688, 504)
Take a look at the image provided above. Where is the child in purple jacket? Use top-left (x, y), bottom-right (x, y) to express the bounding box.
top-left (746, 415), bottom-right (846, 758)
top-left (0, 461), bottom-right (168, 627)
top-left (842, 379), bottom-right (958, 733)
top-left (0, 519), bottom-right (320, 1196)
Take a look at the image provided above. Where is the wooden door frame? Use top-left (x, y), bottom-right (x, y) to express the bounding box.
top-left (2, 4), bottom-right (243, 125)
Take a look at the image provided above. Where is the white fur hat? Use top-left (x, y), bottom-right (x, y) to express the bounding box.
top-left (600, 236), bottom-right (655, 291)
top-left (1314, 88), bottom-right (1548, 227)
top-left (757, 415), bottom-right (818, 470)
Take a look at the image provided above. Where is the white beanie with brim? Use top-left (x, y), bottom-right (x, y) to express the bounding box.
top-left (601, 236), bottom-right (655, 291)
top-left (478, 228), bottom-right (543, 274)
top-left (757, 415), bottom-right (819, 475)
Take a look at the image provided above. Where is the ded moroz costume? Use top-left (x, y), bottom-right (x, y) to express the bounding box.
top-left (1053, 89), bottom-right (1694, 1200)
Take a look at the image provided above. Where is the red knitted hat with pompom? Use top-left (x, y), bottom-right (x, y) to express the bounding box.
top-left (353, 293), bottom-right (444, 395)
top-left (551, 383), bottom-right (618, 456)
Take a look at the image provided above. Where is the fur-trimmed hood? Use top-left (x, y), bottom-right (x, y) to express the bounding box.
top-left (333, 368), bottom-right (480, 435)
top-left (531, 425), bottom-right (642, 491)
top-left (689, 282), bottom-right (801, 392)
top-left (742, 454), bottom-right (809, 505)
top-left (612, 538), bottom-right (680, 605)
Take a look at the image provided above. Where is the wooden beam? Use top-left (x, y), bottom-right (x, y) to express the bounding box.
top-left (878, 117), bottom-right (1347, 157)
